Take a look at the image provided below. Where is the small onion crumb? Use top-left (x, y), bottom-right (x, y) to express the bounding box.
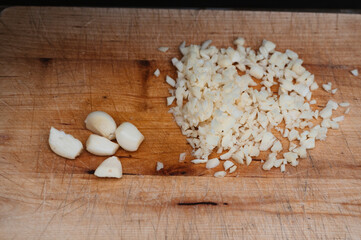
top-left (154, 69), bottom-right (160, 77)
top-left (214, 171), bottom-right (227, 178)
top-left (156, 162), bottom-right (164, 171)
top-left (351, 69), bottom-right (358, 76)
top-left (158, 47), bottom-right (169, 52)
top-left (179, 152), bottom-right (186, 162)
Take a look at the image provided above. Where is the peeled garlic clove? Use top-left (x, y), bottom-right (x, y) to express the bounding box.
top-left (94, 156), bottom-right (122, 178)
top-left (84, 111), bottom-right (117, 140)
top-left (86, 134), bottom-right (119, 156)
top-left (115, 122), bottom-right (144, 152)
top-left (48, 127), bottom-right (83, 159)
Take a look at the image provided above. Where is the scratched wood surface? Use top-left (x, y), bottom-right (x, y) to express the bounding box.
top-left (0, 7), bottom-right (360, 239)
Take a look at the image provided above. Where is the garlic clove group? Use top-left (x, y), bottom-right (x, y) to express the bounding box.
top-left (84, 111), bottom-right (117, 140)
top-left (48, 127), bottom-right (83, 159)
top-left (94, 156), bottom-right (123, 178)
top-left (86, 134), bottom-right (119, 156)
top-left (115, 122), bottom-right (144, 152)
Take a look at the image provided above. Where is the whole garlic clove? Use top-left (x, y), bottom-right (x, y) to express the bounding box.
top-left (115, 122), bottom-right (144, 152)
top-left (48, 127), bottom-right (83, 159)
top-left (86, 134), bottom-right (119, 156)
top-left (94, 156), bottom-right (122, 178)
top-left (84, 111), bottom-right (117, 140)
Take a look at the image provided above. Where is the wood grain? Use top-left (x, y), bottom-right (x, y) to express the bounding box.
top-left (0, 7), bottom-right (360, 239)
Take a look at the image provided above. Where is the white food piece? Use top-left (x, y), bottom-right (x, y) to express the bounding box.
top-left (319, 106), bottom-right (333, 119)
top-left (234, 37), bottom-right (245, 46)
top-left (289, 142), bottom-right (297, 151)
top-left (262, 153), bottom-right (277, 170)
top-left (167, 96), bottom-right (176, 106)
top-left (94, 156), bottom-right (122, 178)
top-left (220, 150), bottom-right (235, 160)
top-left (172, 58), bottom-right (184, 72)
top-left (294, 84), bottom-right (310, 97)
top-left (330, 121), bottom-right (339, 129)
top-left (249, 65), bottom-right (264, 79)
top-left (156, 162), bottom-right (164, 171)
top-left (301, 138), bottom-right (315, 149)
top-left (271, 140), bottom-right (282, 153)
top-left (85, 111), bottom-right (117, 140)
top-left (283, 152), bottom-right (299, 166)
top-left (166, 75), bottom-right (176, 87)
top-left (223, 160), bottom-right (234, 171)
top-left (327, 100), bottom-right (338, 110)
top-left (310, 82), bottom-right (319, 91)
top-left (339, 102), bottom-right (350, 107)
top-left (331, 88), bottom-right (338, 94)
top-left (229, 165), bottom-right (237, 173)
top-left (350, 69), bottom-right (358, 76)
top-left (288, 129), bottom-right (299, 141)
top-left (259, 132), bottom-right (276, 151)
top-left (179, 152), bottom-right (186, 162)
top-left (201, 40), bottom-right (212, 49)
top-left (280, 164), bottom-right (286, 172)
top-left (232, 151), bottom-right (244, 164)
top-left (345, 107), bottom-right (351, 114)
top-left (115, 122), bottom-right (144, 152)
top-left (206, 158), bottom-right (220, 169)
top-left (332, 116), bottom-right (344, 122)
top-left (214, 171), bottom-right (227, 178)
top-left (86, 134), bottom-right (119, 156)
top-left (158, 47), bottom-right (169, 52)
top-left (322, 82), bottom-right (332, 92)
top-left (274, 159), bottom-right (283, 168)
top-left (48, 127), bottom-right (83, 159)
top-left (154, 69), bottom-right (160, 77)
top-left (293, 146), bottom-right (307, 158)
top-left (285, 49), bottom-right (298, 60)
top-left (245, 155), bottom-right (252, 166)
top-left (191, 159), bottom-right (207, 164)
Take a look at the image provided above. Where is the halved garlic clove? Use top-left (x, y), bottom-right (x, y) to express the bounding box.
top-left (86, 134), bottom-right (119, 156)
top-left (115, 122), bottom-right (144, 152)
top-left (84, 111), bottom-right (117, 140)
top-left (94, 156), bottom-right (122, 178)
top-left (48, 127), bottom-right (83, 159)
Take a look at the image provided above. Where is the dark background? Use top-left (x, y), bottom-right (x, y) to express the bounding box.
top-left (0, 0), bottom-right (360, 12)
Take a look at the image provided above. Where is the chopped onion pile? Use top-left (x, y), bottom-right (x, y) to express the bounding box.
top-left (166, 38), bottom-right (348, 175)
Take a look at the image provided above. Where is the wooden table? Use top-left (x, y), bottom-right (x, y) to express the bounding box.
top-left (0, 7), bottom-right (360, 239)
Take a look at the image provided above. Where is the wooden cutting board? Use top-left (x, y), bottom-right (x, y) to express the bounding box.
top-left (0, 7), bottom-right (360, 239)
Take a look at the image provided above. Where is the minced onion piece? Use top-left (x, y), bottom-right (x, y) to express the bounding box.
top-left (332, 116), bottom-right (344, 122)
top-left (154, 69), bottom-right (160, 77)
top-left (158, 47), bottom-right (169, 52)
top-left (229, 165), bottom-right (237, 173)
top-left (156, 162), bottom-right (164, 171)
top-left (223, 160), bottom-right (234, 170)
top-left (339, 102), bottom-right (350, 107)
top-left (350, 69), bottom-right (358, 76)
top-left (214, 171), bottom-right (227, 178)
top-left (191, 159), bottom-right (207, 164)
top-left (167, 96), bottom-right (175, 106)
top-left (322, 82), bottom-right (332, 92)
top-left (206, 158), bottom-right (220, 169)
top-left (179, 152), bottom-right (186, 162)
top-left (166, 75), bottom-right (176, 87)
